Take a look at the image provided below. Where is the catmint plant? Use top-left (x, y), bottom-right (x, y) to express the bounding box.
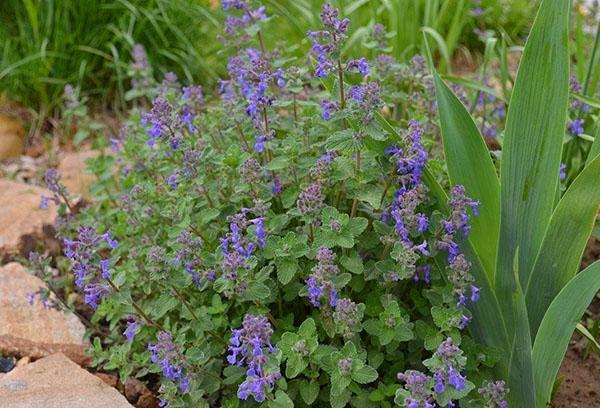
top-left (42, 1), bottom-right (581, 407)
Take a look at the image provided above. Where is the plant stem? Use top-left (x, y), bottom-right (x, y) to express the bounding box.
top-left (350, 150), bottom-right (361, 217)
top-left (106, 278), bottom-right (164, 331)
top-left (337, 58), bottom-right (346, 109)
top-left (171, 286), bottom-right (227, 346)
top-left (582, 18), bottom-right (600, 97)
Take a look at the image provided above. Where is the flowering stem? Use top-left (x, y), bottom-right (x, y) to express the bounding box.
top-left (236, 124), bottom-right (251, 151)
top-left (107, 278), bottom-right (164, 331)
top-left (59, 191), bottom-right (75, 214)
top-left (350, 150), bottom-right (361, 217)
top-left (292, 93), bottom-right (298, 121)
top-left (337, 58), bottom-right (346, 109)
top-left (379, 241), bottom-right (392, 261)
top-left (171, 286), bottom-right (227, 346)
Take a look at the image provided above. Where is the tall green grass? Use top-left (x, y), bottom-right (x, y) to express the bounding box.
top-left (0, 0), bottom-right (541, 115)
top-left (0, 0), bottom-right (221, 114)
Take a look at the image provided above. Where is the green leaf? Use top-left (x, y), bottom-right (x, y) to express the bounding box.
top-left (345, 217), bottom-right (368, 237)
top-left (150, 294), bottom-right (179, 319)
top-left (506, 251), bottom-right (535, 408)
top-left (532, 260), bottom-right (600, 407)
top-left (525, 154), bottom-right (600, 336)
top-left (276, 257), bottom-right (298, 284)
top-left (586, 121), bottom-right (600, 165)
top-left (340, 252), bottom-right (364, 274)
top-left (330, 388), bottom-right (352, 408)
top-left (330, 372), bottom-right (352, 397)
top-left (299, 379), bottom-right (320, 405)
top-left (223, 365), bottom-right (246, 385)
top-left (351, 365), bottom-right (379, 384)
top-left (268, 390), bottom-right (294, 408)
top-left (356, 184), bottom-right (384, 209)
top-left (246, 282), bottom-right (271, 300)
top-left (265, 157), bottom-right (290, 171)
top-left (285, 354), bottom-right (308, 378)
top-left (298, 318), bottom-right (316, 338)
top-left (425, 39), bottom-right (500, 278)
top-left (495, 0), bottom-right (570, 295)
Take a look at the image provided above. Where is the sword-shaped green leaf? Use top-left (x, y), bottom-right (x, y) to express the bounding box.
top-left (525, 154), bottom-right (600, 336)
top-left (532, 260), bottom-right (600, 407)
top-left (495, 0), bottom-right (570, 330)
top-left (586, 121), bottom-right (600, 165)
top-left (423, 37), bottom-right (500, 279)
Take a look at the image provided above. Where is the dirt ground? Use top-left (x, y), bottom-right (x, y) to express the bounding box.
top-left (552, 348), bottom-right (600, 407)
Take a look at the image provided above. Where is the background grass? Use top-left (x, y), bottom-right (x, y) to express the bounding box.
top-left (0, 0), bottom-right (541, 116)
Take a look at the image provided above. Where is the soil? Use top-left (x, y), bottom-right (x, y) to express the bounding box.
top-left (551, 236), bottom-right (600, 407)
top-left (552, 348), bottom-right (600, 407)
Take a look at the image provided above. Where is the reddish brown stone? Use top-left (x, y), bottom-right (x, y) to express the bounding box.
top-left (57, 150), bottom-right (98, 195)
top-left (0, 179), bottom-right (57, 257)
top-left (0, 353), bottom-right (133, 407)
top-left (0, 263), bottom-right (89, 365)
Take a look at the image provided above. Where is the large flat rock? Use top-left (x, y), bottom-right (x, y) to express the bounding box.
top-left (0, 263), bottom-right (89, 365)
top-left (0, 353), bottom-right (133, 407)
top-left (0, 179), bottom-right (57, 257)
top-left (57, 150), bottom-right (98, 195)
top-left (0, 114), bottom-right (25, 160)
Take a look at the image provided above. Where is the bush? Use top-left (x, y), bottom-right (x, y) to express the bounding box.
top-left (37, 0), bottom-right (600, 407)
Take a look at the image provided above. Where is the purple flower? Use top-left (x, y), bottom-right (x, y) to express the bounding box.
top-left (271, 177), bottom-right (282, 196)
top-left (227, 314), bottom-right (280, 402)
top-left (124, 317), bottom-right (140, 342)
top-left (64, 226), bottom-right (117, 309)
top-left (219, 208), bottom-right (266, 282)
top-left (148, 331), bottom-right (189, 392)
top-left (84, 282), bottom-right (111, 309)
top-left (347, 58), bottom-right (369, 77)
top-left (479, 380), bottom-right (509, 408)
top-left (320, 99), bottom-right (338, 120)
top-left (306, 276), bottom-right (324, 307)
top-left (44, 168), bottom-right (68, 207)
top-left (297, 182), bottom-right (324, 217)
top-left (559, 163), bottom-right (567, 181)
top-left (307, 3), bottom-right (350, 78)
top-left (100, 259), bottom-right (111, 279)
top-left (252, 217), bottom-right (266, 248)
top-left (397, 370), bottom-right (435, 407)
top-left (333, 298), bottom-right (360, 336)
top-left (568, 119), bottom-right (584, 136)
top-left (305, 247), bottom-right (338, 308)
top-left (40, 194), bottom-right (49, 209)
top-left (310, 150), bottom-right (338, 179)
top-left (386, 120), bottom-right (427, 188)
top-left (101, 230), bottom-right (119, 249)
top-left (431, 338), bottom-right (468, 392)
top-left (167, 172), bottom-right (178, 189)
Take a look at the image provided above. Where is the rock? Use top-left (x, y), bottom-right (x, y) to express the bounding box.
top-left (0, 263), bottom-right (89, 366)
top-left (57, 150), bottom-right (98, 195)
top-left (0, 353), bottom-right (133, 407)
top-left (136, 391), bottom-right (160, 408)
top-left (16, 356), bottom-right (30, 367)
top-left (95, 372), bottom-right (119, 388)
top-left (0, 179), bottom-right (57, 258)
top-left (0, 356), bottom-right (15, 373)
top-left (0, 114), bottom-right (25, 160)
